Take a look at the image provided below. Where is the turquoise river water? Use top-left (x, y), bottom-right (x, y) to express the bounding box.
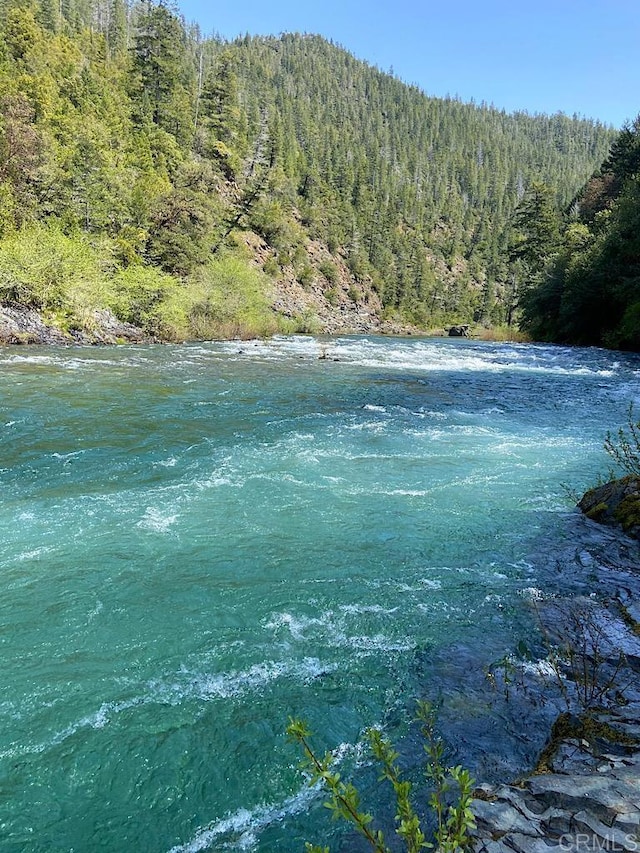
top-left (1, 335), bottom-right (639, 852)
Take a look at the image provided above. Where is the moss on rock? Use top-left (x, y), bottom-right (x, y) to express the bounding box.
top-left (585, 501), bottom-right (609, 520)
top-left (578, 476), bottom-right (640, 540)
top-left (614, 493), bottom-right (640, 532)
top-left (536, 711), bottom-right (640, 773)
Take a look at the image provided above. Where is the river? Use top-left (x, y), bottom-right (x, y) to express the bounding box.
top-left (0, 335), bottom-right (638, 852)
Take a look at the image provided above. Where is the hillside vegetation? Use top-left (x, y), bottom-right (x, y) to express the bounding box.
top-left (518, 118), bottom-right (640, 350)
top-left (0, 0), bottom-right (617, 341)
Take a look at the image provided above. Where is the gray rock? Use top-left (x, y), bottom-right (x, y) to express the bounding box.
top-left (503, 833), bottom-right (567, 853)
top-left (470, 510), bottom-right (640, 853)
top-left (0, 306), bottom-right (151, 346)
top-left (473, 799), bottom-right (543, 837)
top-left (572, 810), bottom-right (639, 850)
top-left (578, 477), bottom-right (640, 541)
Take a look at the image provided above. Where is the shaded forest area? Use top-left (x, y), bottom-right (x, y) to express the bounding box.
top-left (0, 0), bottom-right (625, 341)
top-left (518, 119), bottom-right (640, 350)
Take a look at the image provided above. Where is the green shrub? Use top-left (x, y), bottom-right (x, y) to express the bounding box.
top-left (0, 182), bottom-right (16, 239)
top-left (297, 264), bottom-right (315, 288)
top-left (319, 259), bottom-right (339, 285)
top-left (605, 403), bottom-right (640, 476)
top-left (249, 199), bottom-right (305, 254)
top-left (324, 286), bottom-right (338, 306)
top-left (347, 251), bottom-right (369, 282)
top-left (611, 299), bottom-right (640, 351)
top-left (109, 265), bottom-right (184, 336)
top-left (290, 309), bottom-right (322, 334)
top-left (292, 245), bottom-right (309, 267)
top-left (263, 255), bottom-right (280, 277)
top-left (0, 224), bottom-right (104, 311)
top-left (145, 188), bottom-right (213, 276)
top-left (188, 254), bottom-right (279, 339)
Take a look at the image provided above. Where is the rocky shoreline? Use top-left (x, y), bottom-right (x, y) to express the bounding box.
top-left (470, 491), bottom-right (640, 853)
top-left (0, 305), bottom-right (152, 346)
top-left (0, 302), bottom-right (421, 345)
top-left (579, 478), bottom-right (640, 542)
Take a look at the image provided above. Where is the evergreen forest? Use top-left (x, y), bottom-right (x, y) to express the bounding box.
top-left (0, 0), bottom-right (632, 343)
top-left (518, 118), bottom-right (640, 350)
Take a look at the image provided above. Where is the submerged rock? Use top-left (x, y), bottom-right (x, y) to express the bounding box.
top-left (578, 477), bottom-right (640, 541)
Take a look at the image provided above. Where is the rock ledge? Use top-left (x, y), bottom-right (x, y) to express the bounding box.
top-left (578, 477), bottom-right (640, 541)
top-left (0, 306), bottom-right (151, 346)
top-left (471, 707), bottom-right (640, 853)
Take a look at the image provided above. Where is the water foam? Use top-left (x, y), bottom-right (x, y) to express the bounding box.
top-left (150, 657), bottom-right (335, 703)
top-left (167, 785), bottom-right (319, 852)
top-left (207, 335), bottom-right (622, 381)
top-left (264, 609), bottom-right (414, 656)
top-left (156, 457), bottom-right (178, 468)
top-left (0, 695), bottom-right (150, 759)
top-left (167, 735), bottom-right (369, 852)
top-left (137, 507), bottom-right (178, 533)
top-left (346, 634), bottom-right (416, 652)
top-left (16, 546), bottom-right (52, 561)
top-left (339, 604), bottom-right (399, 615)
top-left (6, 658), bottom-right (335, 760)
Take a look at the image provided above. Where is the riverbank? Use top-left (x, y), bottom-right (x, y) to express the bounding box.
top-left (0, 305), bottom-right (153, 345)
top-left (470, 493), bottom-right (640, 853)
top-left (0, 302), bottom-right (422, 345)
top-left (0, 300), bottom-right (520, 346)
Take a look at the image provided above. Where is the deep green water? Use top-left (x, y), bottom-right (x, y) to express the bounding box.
top-left (1, 335), bottom-right (639, 852)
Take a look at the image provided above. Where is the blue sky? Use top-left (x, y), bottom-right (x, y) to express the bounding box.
top-left (177, 0), bottom-right (639, 128)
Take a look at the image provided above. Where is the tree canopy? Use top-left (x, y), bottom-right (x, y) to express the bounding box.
top-left (520, 116), bottom-right (640, 350)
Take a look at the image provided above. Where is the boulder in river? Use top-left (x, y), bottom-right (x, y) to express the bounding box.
top-left (578, 476), bottom-right (640, 541)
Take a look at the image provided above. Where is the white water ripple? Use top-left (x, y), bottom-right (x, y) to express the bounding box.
top-left (0, 658), bottom-right (335, 760)
top-left (168, 738), bottom-right (369, 852)
top-left (167, 786), bottom-right (319, 853)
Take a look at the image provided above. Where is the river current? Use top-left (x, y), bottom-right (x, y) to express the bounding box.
top-left (1, 335), bottom-right (639, 852)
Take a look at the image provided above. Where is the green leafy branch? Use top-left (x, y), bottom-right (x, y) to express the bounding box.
top-left (286, 718), bottom-right (390, 853)
top-left (418, 703), bottom-right (476, 853)
top-left (604, 403), bottom-right (640, 477)
top-left (286, 702), bottom-right (476, 853)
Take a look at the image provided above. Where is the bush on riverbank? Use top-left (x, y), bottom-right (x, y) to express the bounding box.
top-left (578, 405), bottom-right (640, 539)
top-left (0, 224), bottom-right (295, 341)
top-left (604, 404), bottom-right (640, 477)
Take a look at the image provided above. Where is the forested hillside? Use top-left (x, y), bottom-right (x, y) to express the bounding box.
top-left (519, 118), bottom-right (640, 350)
top-left (0, 0), bottom-right (617, 341)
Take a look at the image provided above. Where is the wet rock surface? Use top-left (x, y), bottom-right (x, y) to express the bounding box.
top-left (578, 477), bottom-right (640, 542)
top-left (470, 514), bottom-right (640, 853)
top-left (472, 712), bottom-right (640, 853)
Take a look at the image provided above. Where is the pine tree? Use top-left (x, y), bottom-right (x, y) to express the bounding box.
top-left (129, 0), bottom-right (189, 137)
top-left (107, 0), bottom-right (127, 56)
top-left (509, 181), bottom-right (561, 273)
top-left (201, 49), bottom-right (241, 145)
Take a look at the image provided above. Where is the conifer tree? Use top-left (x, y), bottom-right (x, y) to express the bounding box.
top-left (129, 0), bottom-right (191, 139)
top-left (511, 182), bottom-right (561, 263)
top-left (107, 0), bottom-right (127, 56)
